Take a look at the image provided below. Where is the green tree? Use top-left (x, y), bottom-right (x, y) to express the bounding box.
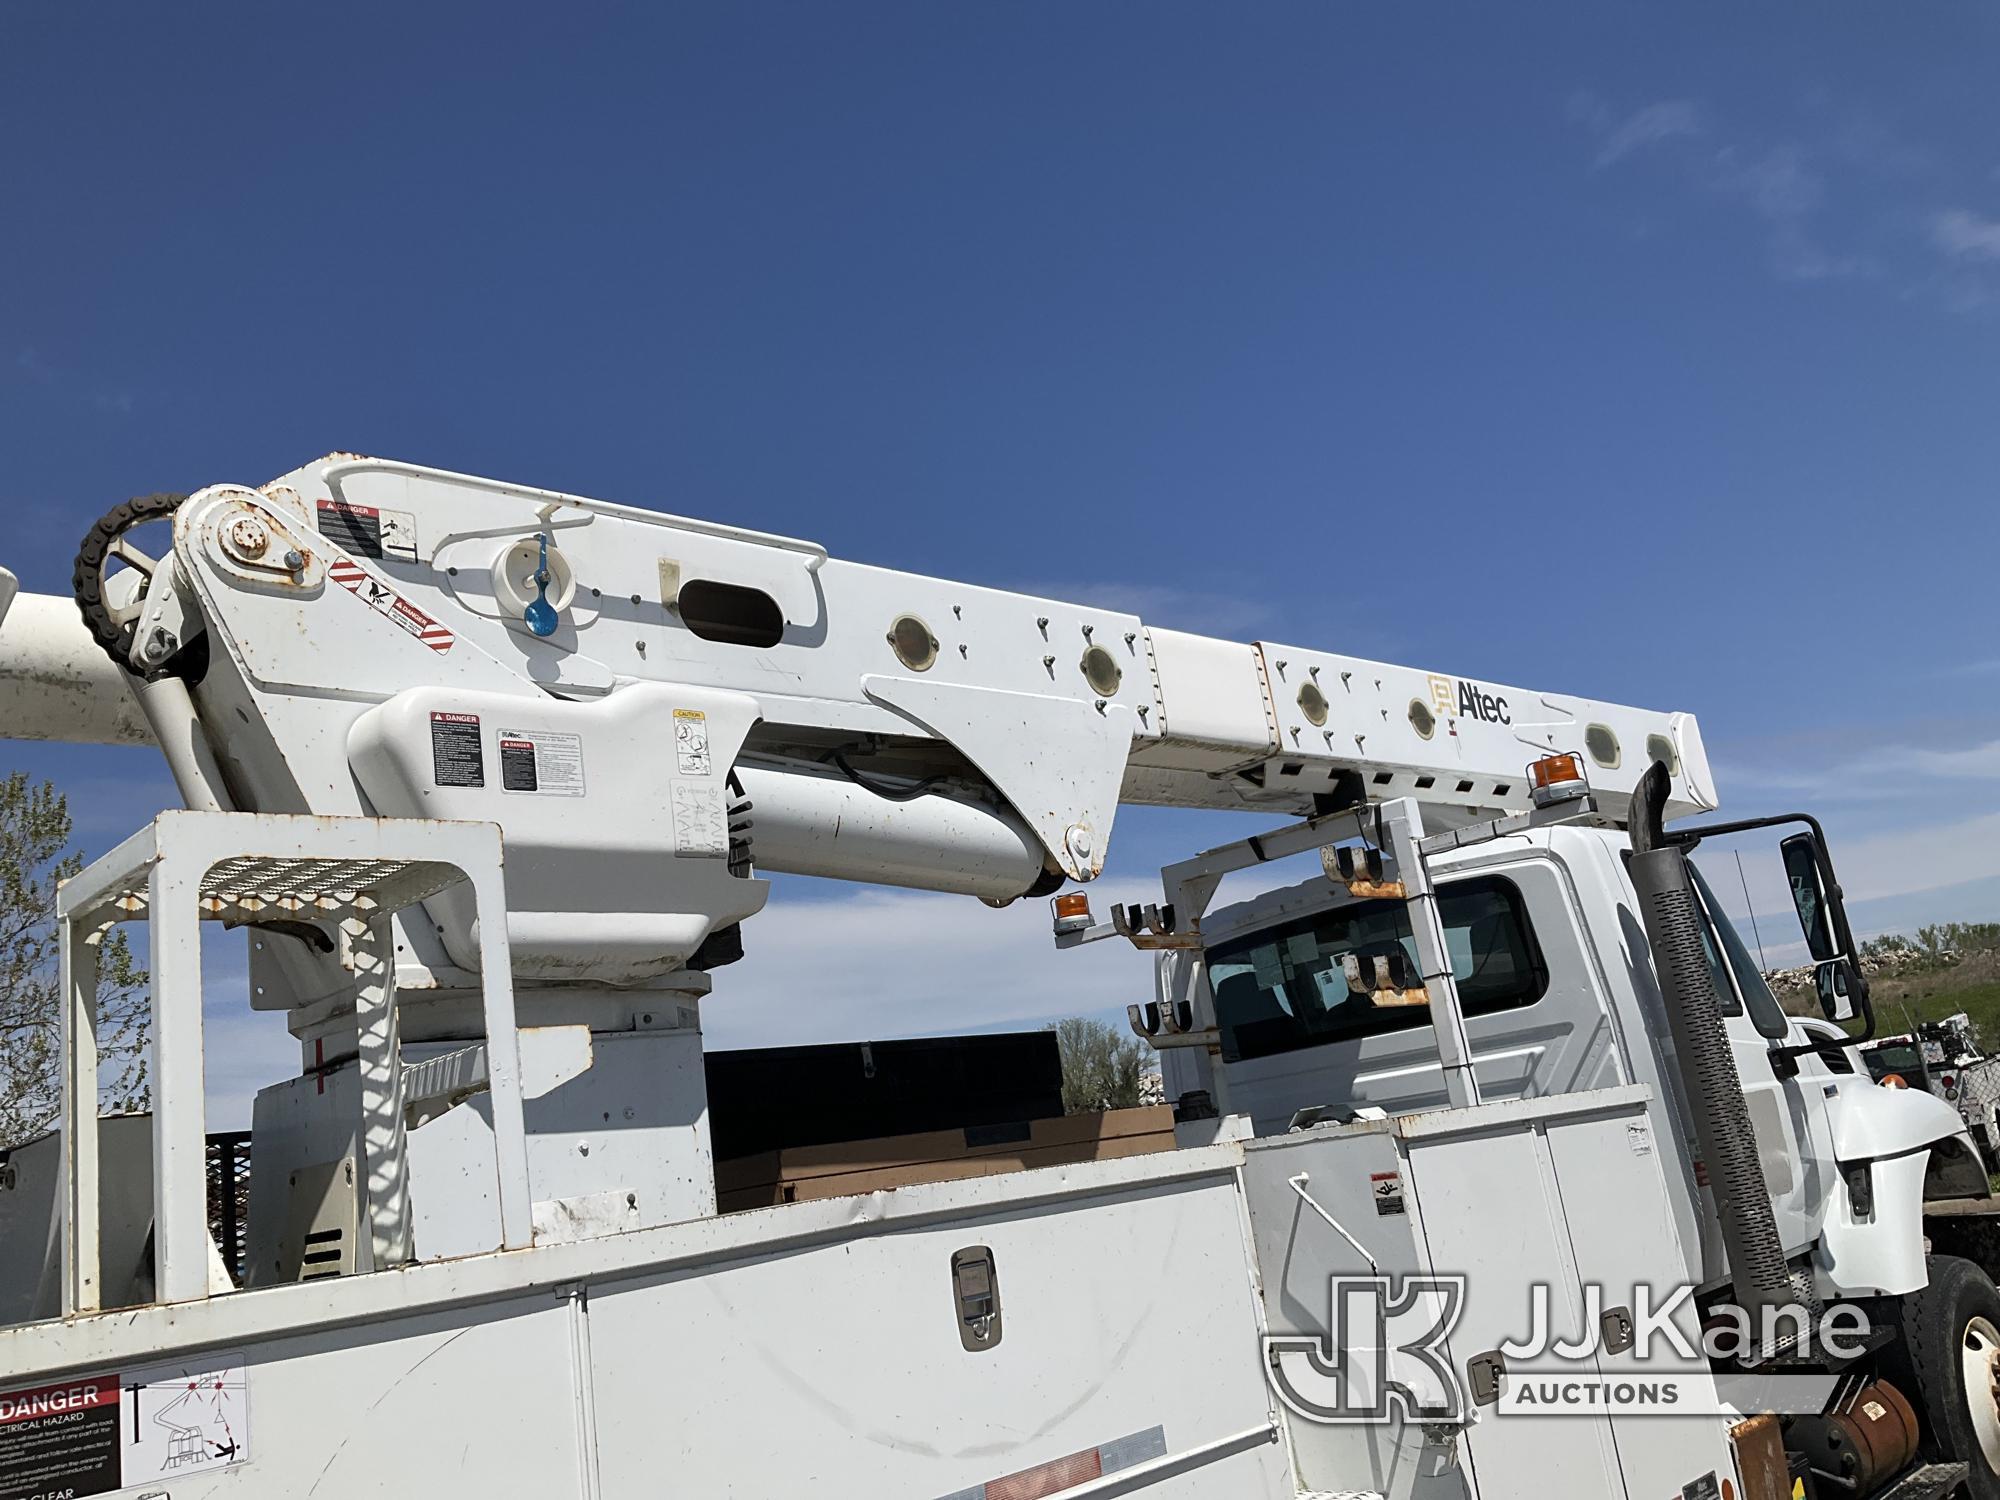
top-left (1050, 1016), bottom-right (1149, 1114)
top-left (0, 774), bottom-right (149, 1147)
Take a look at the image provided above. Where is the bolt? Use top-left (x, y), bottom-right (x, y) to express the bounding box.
top-left (1341, 671), bottom-right (1352, 686)
top-left (1037, 616), bottom-right (1049, 636)
top-left (1096, 700), bottom-right (1107, 714)
top-left (145, 625), bottom-right (178, 660)
top-left (1082, 623), bottom-right (1093, 640)
top-left (282, 549), bottom-right (305, 572)
top-left (1309, 664), bottom-right (1320, 679)
top-left (1290, 726), bottom-right (1301, 743)
top-left (227, 516), bottom-right (270, 558)
top-left (1137, 706), bottom-right (1150, 724)
top-left (1043, 655), bottom-right (1056, 674)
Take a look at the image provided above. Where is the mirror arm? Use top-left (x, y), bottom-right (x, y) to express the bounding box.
top-left (1670, 810), bottom-right (1876, 1045)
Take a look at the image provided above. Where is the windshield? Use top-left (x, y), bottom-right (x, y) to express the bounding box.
top-left (1867, 1044), bottom-right (1922, 1076)
top-left (1205, 875), bottom-right (1548, 1063)
top-left (1688, 863), bottom-right (1794, 1041)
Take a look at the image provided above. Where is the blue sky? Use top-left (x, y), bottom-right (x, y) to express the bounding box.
top-left (4, 5), bottom-right (1998, 1116)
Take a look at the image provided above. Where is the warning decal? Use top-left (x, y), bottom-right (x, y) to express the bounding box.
top-left (431, 711), bottom-right (484, 788)
top-left (120, 1353), bottom-right (249, 1486)
top-left (673, 708), bottom-right (712, 777)
top-left (0, 1354), bottom-right (249, 1500)
top-left (498, 728), bottom-right (585, 796)
top-left (317, 499), bottom-right (418, 562)
top-left (1369, 1170), bottom-right (1406, 1217)
top-left (328, 558), bottom-right (455, 654)
top-left (0, 1374), bottom-right (120, 1500)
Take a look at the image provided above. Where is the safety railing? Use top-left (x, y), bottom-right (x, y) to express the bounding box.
top-left (57, 812), bottom-right (524, 1312)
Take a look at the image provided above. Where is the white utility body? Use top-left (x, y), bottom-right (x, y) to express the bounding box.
top-left (0, 455), bottom-right (1986, 1500)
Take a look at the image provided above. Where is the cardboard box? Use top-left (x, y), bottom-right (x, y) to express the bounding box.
top-left (715, 1106), bottom-right (1176, 1213)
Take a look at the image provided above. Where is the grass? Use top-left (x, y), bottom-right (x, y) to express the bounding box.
top-left (1778, 952), bottom-right (2000, 1044)
top-left (1862, 952), bottom-right (2000, 1042)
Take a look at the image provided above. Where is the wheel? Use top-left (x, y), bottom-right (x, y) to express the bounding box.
top-left (1879, 1254), bottom-right (2000, 1498)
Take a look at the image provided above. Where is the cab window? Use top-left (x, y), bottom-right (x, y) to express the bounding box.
top-left (1206, 876), bottom-right (1549, 1063)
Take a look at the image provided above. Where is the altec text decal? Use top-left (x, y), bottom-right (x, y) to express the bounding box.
top-left (1427, 674), bottom-right (1512, 726)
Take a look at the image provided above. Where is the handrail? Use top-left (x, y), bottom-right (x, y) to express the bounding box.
top-left (320, 456), bottom-right (829, 572)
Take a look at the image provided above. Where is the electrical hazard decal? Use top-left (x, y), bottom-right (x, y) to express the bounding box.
top-left (0, 1374), bottom-right (119, 1500)
top-left (120, 1355), bottom-right (249, 1486)
top-left (328, 558), bottom-right (455, 654)
top-left (0, 1354), bottom-right (249, 1500)
top-left (316, 499), bottom-right (418, 562)
top-left (1370, 1170), bottom-right (1406, 1216)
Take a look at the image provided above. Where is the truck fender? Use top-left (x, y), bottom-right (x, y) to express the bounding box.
top-left (1818, 1085), bottom-right (1975, 1299)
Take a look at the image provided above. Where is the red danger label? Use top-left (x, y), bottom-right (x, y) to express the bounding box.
top-left (0, 1378), bottom-right (118, 1427)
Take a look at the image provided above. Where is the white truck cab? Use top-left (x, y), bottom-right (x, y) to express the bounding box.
top-left (1161, 822), bottom-right (1980, 1303)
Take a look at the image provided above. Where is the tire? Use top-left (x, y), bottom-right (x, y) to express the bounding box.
top-left (1878, 1254), bottom-right (2000, 1499)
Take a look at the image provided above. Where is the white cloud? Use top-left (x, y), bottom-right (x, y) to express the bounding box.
top-left (1568, 94), bottom-right (1704, 169)
top-left (1831, 809), bottom-right (2000, 903)
top-left (1931, 208), bottom-right (2000, 263)
top-left (1721, 736), bottom-right (2000, 802)
top-left (1595, 100), bottom-right (1704, 169)
top-left (705, 879), bottom-right (1167, 1050)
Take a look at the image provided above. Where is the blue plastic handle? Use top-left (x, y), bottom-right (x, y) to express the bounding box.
top-left (523, 533), bottom-right (559, 638)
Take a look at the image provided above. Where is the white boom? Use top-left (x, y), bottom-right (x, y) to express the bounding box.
top-left (1, 453), bottom-right (1716, 873)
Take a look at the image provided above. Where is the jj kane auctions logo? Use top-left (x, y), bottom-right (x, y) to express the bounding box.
top-left (1267, 1275), bottom-right (1859, 1423)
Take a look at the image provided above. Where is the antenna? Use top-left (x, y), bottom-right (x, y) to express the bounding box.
top-left (1734, 850), bottom-right (1768, 971)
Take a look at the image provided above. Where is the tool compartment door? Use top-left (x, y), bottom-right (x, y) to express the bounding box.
top-left (585, 1151), bottom-right (1291, 1498)
top-left (1402, 1087), bottom-right (1736, 1500)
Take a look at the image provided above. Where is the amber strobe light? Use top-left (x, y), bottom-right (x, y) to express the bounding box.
top-left (1051, 892), bottom-right (1094, 935)
top-left (1528, 751), bottom-right (1589, 806)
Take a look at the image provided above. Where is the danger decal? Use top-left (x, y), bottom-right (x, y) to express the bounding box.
top-left (316, 499), bottom-right (418, 562)
top-left (328, 558), bottom-right (455, 654)
top-left (0, 1355), bottom-right (249, 1500)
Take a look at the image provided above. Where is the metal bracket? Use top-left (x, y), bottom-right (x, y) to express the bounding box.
top-left (1126, 998), bottom-right (1216, 1049)
top-left (1339, 951), bottom-right (1429, 1009)
top-left (1322, 844), bottom-right (1405, 901)
top-left (1108, 901), bottom-right (1202, 951)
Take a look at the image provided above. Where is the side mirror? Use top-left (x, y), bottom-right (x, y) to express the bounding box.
top-left (1781, 829), bottom-right (1870, 1026)
top-left (1781, 832), bottom-right (1835, 963)
top-left (1816, 961), bottom-right (1860, 1024)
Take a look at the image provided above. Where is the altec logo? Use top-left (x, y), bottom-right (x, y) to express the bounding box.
top-left (1426, 674), bottom-right (1511, 726)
